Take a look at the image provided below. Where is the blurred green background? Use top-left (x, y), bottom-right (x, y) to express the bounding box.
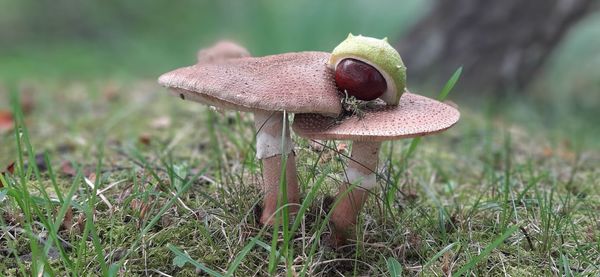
top-left (0, 0), bottom-right (427, 80)
top-left (0, 0), bottom-right (599, 144)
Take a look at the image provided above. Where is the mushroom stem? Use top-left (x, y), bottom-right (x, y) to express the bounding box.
top-left (254, 111), bottom-right (299, 225)
top-left (330, 140), bottom-right (381, 246)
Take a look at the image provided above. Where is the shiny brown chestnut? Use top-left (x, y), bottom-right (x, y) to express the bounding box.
top-left (334, 58), bottom-right (387, 101)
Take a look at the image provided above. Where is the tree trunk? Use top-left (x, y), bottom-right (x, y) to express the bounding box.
top-left (397, 0), bottom-right (594, 94)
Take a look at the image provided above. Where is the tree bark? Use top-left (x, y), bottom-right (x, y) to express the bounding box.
top-left (397, 0), bottom-right (594, 94)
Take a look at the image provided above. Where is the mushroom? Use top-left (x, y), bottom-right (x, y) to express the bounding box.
top-left (290, 34), bottom-right (459, 246)
top-left (196, 40), bottom-right (251, 63)
top-left (293, 93), bottom-right (460, 245)
top-left (158, 50), bottom-right (342, 224)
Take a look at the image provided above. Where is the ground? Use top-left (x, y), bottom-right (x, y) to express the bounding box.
top-left (0, 78), bottom-right (598, 276)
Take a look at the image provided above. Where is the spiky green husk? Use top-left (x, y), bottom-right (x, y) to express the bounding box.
top-left (329, 34), bottom-right (406, 105)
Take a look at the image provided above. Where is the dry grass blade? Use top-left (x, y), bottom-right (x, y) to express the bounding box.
top-left (84, 176), bottom-right (113, 210)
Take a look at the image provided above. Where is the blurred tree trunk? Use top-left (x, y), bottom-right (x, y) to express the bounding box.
top-left (397, 0), bottom-right (594, 93)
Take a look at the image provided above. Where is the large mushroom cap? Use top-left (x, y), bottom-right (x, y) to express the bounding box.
top-left (292, 92), bottom-right (460, 142)
top-left (158, 51), bottom-right (342, 117)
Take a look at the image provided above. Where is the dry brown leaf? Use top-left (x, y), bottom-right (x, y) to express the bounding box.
top-left (5, 162), bottom-right (14, 174)
top-left (76, 213), bottom-right (85, 234)
top-left (60, 206), bottom-right (73, 232)
top-left (0, 110), bottom-right (14, 134)
top-left (60, 161), bottom-right (93, 177)
top-left (130, 199), bottom-right (141, 210)
top-left (441, 252), bottom-right (454, 276)
top-left (60, 161), bottom-right (77, 176)
top-left (1, 162), bottom-right (15, 181)
top-left (139, 202), bottom-right (149, 219)
top-left (138, 133), bottom-right (152, 146)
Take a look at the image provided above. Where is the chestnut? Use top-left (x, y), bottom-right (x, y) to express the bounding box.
top-left (334, 58), bottom-right (387, 101)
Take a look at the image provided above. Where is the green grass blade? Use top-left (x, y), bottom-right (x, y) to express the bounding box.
top-left (299, 182), bottom-right (360, 277)
top-left (290, 173), bottom-right (327, 234)
top-left (560, 252), bottom-right (573, 277)
top-left (423, 242), bottom-right (461, 269)
top-left (109, 166), bottom-right (205, 274)
top-left (386, 257), bottom-right (403, 277)
top-left (168, 244), bottom-right (224, 277)
top-left (437, 67), bottom-right (463, 101)
top-left (255, 239), bottom-right (285, 263)
top-left (226, 236), bottom-right (262, 277)
top-left (454, 225), bottom-right (519, 276)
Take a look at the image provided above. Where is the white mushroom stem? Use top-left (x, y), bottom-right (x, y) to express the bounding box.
top-left (344, 141), bottom-right (380, 191)
top-left (254, 111), bottom-right (294, 159)
top-left (330, 140), bottom-right (381, 246)
top-left (254, 111), bottom-right (299, 225)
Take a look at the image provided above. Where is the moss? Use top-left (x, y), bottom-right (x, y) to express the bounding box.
top-left (1, 76), bottom-right (599, 275)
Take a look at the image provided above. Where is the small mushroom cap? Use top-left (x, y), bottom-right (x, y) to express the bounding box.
top-left (292, 92), bottom-right (460, 142)
top-left (197, 40), bottom-right (250, 63)
top-left (158, 51), bottom-right (342, 117)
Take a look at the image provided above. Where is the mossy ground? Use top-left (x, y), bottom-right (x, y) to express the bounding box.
top-left (0, 80), bottom-right (598, 276)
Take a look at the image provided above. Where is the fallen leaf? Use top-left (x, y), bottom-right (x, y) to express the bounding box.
top-left (5, 162), bottom-right (14, 174)
top-left (138, 133), bottom-right (152, 146)
top-left (138, 202), bottom-right (150, 228)
top-left (59, 161), bottom-right (94, 178)
top-left (61, 161), bottom-right (77, 176)
top-left (2, 162), bottom-right (15, 180)
top-left (130, 199), bottom-right (141, 210)
top-left (60, 206), bottom-right (73, 232)
top-left (139, 202), bottom-right (149, 219)
top-left (0, 110), bottom-right (14, 134)
top-left (76, 213), bottom-right (85, 234)
top-left (441, 251), bottom-right (454, 276)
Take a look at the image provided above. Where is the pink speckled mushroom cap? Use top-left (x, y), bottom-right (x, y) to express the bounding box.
top-left (292, 92), bottom-right (460, 142)
top-left (196, 40), bottom-right (251, 63)
top-left (158, 51), bottom-right (342, 117)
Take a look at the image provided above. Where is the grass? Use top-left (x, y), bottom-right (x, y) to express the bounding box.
top-left (0, 66), bottom-right (598, 276)
top-left (0, 3), bottom-right (599, 275)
